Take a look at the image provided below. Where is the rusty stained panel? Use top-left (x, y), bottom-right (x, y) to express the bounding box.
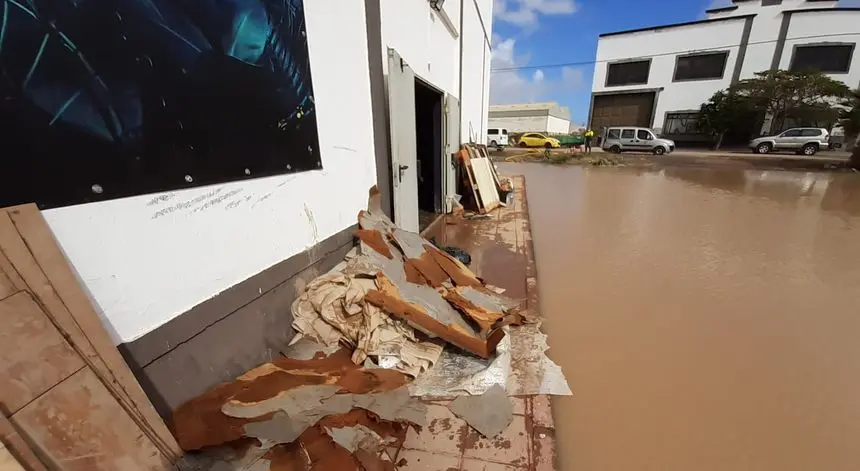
top-left (12, 368), bottom-right (172, 471)
top-left (0, 413), bottom-right (48, 471)
top-left (0, 250), bottom-right (22, 301)
top-left (0, 292), bottom-right (85, 414)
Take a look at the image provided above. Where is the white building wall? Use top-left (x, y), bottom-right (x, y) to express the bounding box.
top-left (707, 0), bottom-right (850, 80)
top-left (780, 9), bottom-right (860, 89)
top-left (488, 116), bottom-right (548, 133)
top-left (546, 116), bottom-right (571, 134)
top-left (380, 0), bottom-right (461, 96)
top-left (44, 0), bottom-right (379, 345)
top-left (593, 18), bottom-right (748, 131)
top-left (460, 0), bottom-right (492, 144)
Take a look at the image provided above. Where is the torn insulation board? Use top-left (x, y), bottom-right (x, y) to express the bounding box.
top-left (365, 274), bottom-right (505, 359)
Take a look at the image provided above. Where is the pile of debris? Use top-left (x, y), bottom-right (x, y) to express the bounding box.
top-left (174, 186), bottom-right (529, 470)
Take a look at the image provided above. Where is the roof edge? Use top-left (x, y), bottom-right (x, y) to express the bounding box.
top-left (706, 5), bottom-right (739, 13)
top-left (785, 7), bottom-right (860, 13)
top-left (599, 14), bottom-right (756, 38)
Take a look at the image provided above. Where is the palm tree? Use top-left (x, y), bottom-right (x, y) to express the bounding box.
top-left (840, 89), bottom-right (860, 168)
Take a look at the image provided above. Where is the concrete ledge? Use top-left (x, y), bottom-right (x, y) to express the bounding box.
top-left (119, 224), bottom-right (357, 419)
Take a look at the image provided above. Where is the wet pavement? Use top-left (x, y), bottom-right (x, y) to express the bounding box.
top-left (500, 163), bottom-right (860, 471)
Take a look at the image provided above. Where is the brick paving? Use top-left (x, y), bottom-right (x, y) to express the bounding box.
top-left (394, 175), bottom-right (558, 470)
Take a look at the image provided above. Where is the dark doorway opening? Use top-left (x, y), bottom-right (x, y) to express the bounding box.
top-left (414, 78), bottom-right (443, 232)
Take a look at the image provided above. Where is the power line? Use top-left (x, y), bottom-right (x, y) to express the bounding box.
top-left (490, 31), bottom-right (860, 72)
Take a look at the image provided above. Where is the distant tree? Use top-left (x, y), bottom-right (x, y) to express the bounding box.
top-left (698, 91), bottom-right (756, 149)
top-left (839, 88), bottom-right (860, 168)
top-left (730, 70), bottom-right (850, 135)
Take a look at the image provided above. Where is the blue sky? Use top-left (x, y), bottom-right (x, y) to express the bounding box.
top-left (489, 0), bottom-right (860, 125)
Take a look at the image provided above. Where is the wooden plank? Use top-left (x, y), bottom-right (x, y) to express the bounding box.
top-left (0, 207), bottom-right (181, 460)
top-left (0, 412), bottom-right (47, 471)
top-left (0, 292), bottom-right (85, 414)
top-left (0, 443), bottom-right (26, 471)
top-left (12, 368), bottom-right (172, 471)
top-left (0, 250), bottom-right (24, 303)
top-left (471, 158), bottom-right (501, 213)
top-left (457, 149), bottom-right (483, 212)
top-left (0, 272), bottom-right (14, 302)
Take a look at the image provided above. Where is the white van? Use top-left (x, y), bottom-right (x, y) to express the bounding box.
top-left (487, 128), bottom-right (509, 149)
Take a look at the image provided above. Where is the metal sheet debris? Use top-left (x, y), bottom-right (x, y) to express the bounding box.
top-left (448, 385), bottom-right (513, 438)
top-left (409, 321), bottom-right (572, 397)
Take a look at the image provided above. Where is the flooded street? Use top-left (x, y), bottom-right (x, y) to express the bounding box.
top-left (500, 163), bottom-right (860, 471)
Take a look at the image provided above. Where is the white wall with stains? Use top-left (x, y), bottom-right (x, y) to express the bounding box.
top-left (460, 0), bottom-right (492, 144)
top-left (42, 0), bottom-right (378, 345)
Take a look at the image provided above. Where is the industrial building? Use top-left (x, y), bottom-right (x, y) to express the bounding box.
top-left (489, 102), bottom-right (572, 134)
top-left (0, 0), bottom-right (493, 416)
top-left (588, 0), bottom-right (860, 143)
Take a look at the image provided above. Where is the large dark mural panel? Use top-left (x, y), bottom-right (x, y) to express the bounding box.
top-left (0, 0), bottom-right (319, 209)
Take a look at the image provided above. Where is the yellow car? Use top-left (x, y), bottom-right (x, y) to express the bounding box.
top-left (516, 132), bottom-right (561, 148)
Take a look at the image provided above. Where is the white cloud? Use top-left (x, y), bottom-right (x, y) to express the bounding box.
top-left (490, 35), bottom-right (584, 105)
top-left (494, 0), bottom-right (578, 30)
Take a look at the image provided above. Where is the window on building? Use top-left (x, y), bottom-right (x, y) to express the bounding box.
top-left (664, 112), bottom-right (703, 136)
top-left (673, 52), bottom-right (729, 81)
top-left (607, 129), bottom-right (621, 139)
top-left (620, 129), bottom-right (635, 139)
top-left (791, 44), bottom-right (854, 73)
top-left (606, 60), bottom-right (650, 86)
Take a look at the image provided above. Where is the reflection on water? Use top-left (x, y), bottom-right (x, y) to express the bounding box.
top-left (501, 163), bottom-right (860, 471)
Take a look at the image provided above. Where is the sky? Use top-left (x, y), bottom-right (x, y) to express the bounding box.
top-left (489, 0), bottom-right (860, 126)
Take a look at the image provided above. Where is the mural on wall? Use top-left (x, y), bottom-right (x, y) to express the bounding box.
top-left (0, 0), bottom-right (319, 209)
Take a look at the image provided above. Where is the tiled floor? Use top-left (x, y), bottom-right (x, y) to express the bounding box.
top-left (391, 396), bottom-right (552, 470)
top-left (402, 176), bottom-right (558, 470)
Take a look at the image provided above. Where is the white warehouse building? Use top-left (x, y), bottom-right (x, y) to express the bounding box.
top-left (588, 0), bottom-right (860, 143)
top-left (0, 0), bottom-right (493, 419)
top-left (489, 102), bottom-right (572, 134)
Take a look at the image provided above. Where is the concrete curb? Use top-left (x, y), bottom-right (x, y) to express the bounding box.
top-left (516, 174), bottom-right (559, 471)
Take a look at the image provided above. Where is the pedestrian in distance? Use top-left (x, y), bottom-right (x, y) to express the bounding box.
top-left (584, 129), bottom-right (595, 154)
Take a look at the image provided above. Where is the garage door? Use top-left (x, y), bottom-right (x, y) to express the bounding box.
top-left (590, 92), bottom-right (655, 134)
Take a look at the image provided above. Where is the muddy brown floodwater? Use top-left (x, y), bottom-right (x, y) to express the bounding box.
top-left (500, 163), bottom-right (860, 471)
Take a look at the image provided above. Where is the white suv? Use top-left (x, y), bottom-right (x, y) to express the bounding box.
top-left (749, 128), bottom-right (830, 156)
top-left (487, 128), bottom-right (509, 149)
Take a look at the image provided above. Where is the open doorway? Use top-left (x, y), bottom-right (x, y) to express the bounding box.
top-left (414, 78), bottom-right (443, 232)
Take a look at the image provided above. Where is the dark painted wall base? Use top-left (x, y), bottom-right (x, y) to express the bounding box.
top-left (119, 225), bottom-right (357, 420)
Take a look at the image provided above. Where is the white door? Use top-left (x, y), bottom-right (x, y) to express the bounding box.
top-left (444, 94), bottom-right (460, 213)
top-left (386, 48), bottom-right (419, 232)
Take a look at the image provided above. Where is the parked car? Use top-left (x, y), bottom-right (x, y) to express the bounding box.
top-left (487, 128), bottom-right (509, 149)
top-left (602, 127), bottom-right (675, 155)
top-left (517, 133), bottom-right (561, 149)
top-left (749, 128), bottom-right (830, 156)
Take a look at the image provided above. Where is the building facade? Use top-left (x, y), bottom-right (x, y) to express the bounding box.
top-left (489, 102), bottom-right (572, 134)
top-left (0, 0), bottom-right (491, 417)
top-left (588, 0), bottom-right (860, 142)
